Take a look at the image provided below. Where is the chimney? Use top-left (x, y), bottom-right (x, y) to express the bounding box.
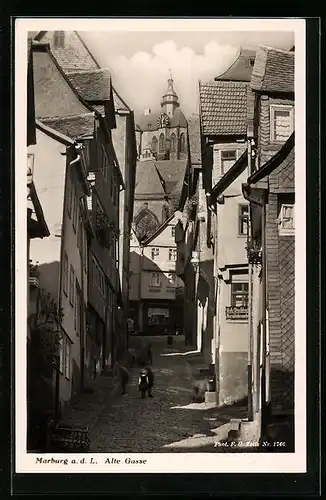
top-left (144, 108), bottom-right (151, 116)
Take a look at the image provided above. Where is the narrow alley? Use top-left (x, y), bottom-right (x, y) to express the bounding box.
top-left (89, 336), bottom-right (228, 453)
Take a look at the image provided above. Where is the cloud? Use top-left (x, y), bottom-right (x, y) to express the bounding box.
top-left (106, 40), bottom-right (239, 118)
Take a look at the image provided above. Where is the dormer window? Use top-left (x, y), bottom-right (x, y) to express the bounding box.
top-left (270, 105), bottom-right (294, 142)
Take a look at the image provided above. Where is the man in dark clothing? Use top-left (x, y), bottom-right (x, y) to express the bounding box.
top-left (138, 368), bottom-right (149, 398)
top-left (147, 367), bottom-right (154, 398)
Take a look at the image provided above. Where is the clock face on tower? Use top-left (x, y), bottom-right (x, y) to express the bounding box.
top-left (157, 113), bottom-right (170, 128)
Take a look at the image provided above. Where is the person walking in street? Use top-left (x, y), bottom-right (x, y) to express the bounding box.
top-left (138, 367), bottom-right (149, 398)
top-left (116, 362), bottom-right (129, 396)
top-left (147, 366), bottom-right (154, 398)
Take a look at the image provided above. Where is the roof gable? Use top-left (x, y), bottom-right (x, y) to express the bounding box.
top-left (199, 80), bottom-right (249, 136)
top-left (141, 212), bottom-right (179, 246)
top-left (32, 43), bottom-right (93, 119)
top-left (215, 48), bottom-right (256, 82)
top-left (251, 45), bottom-right (294, 94)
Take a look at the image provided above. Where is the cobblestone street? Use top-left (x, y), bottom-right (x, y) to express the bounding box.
top-left (89, 336), bottom-right (226, 453)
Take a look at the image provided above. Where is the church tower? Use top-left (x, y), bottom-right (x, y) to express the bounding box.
top-left (160, 71), bottom-right (180, 118)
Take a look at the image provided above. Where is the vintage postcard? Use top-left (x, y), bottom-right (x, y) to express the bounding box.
top-left (15, 17), bottom-right (306, 475)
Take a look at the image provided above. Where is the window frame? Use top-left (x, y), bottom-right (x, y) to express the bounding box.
top-left (278, 203), bottom-right (295, 236)
top-left (62, 252), bottom-right (68, 296)
top-left (69, 265), bottom-right (75, 307)
top-left (168, 248), bottom-right (177, 261)
top-left (151, 247), bottom-right (160, 260)
top-left (270, 104), bottom-right (294, 143)
top-left (230, 282), bottom-right (249, 308)
top-left (220, 149), bottom-right (237, 176)
top-left (171, 226), bottom-right (176, 238)
top-left (238, 204), bottom-right (249, 236)
top-left (150, 272), bottom-right (161, 288)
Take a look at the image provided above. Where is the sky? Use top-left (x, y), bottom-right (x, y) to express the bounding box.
top-left (80, 30), bottom-right (294, 122)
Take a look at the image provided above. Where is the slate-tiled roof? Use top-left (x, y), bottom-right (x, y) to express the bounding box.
top-left (51, 46), bottom-right (99, 73)
top-left (66, 69), bottom-right (111, 102)
top-left (199, 80), bottom-right (249, 136)
top-left (215, 48), bottom-right (256, 82)
top-left (135, 162), bottom-right (166, 196)
top-left (39, 112), bottom-right (95, 140)
top-left (155, 160), bottom-right (188, 195)
top-left (135, 158), bottom-right (188, 202)
top-left (113, 88), bottom-right (131, 112)
top-left (251, 45), bottom-right (294, 94)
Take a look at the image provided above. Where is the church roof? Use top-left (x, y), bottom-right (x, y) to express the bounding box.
top-left (199, 80), bottom-right (249, 136)
top-left (169, 108), bottom-right (188, 128)
top-left (135, 161), bottom-right (166, 197)
top-left (250, 45), bottom-right (294, 94)
top-left (215, 48), bottom-right (256, 82)
top-left (136, 111), bottom-right (161, 132)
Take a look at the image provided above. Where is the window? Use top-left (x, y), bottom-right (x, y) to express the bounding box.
top-left (278, 204), bottom-right (295, 235)
top-left (159, 133), bottom-right (165, 153)
top-left (168, 248), bottom-right (177, 261)
top-left (101, 146), bottom-right (109, 180)
top-left (58, 335), bottom-right (64, 373)
top-left (171, 226), bottom-right (175, 238)
top-left (75, 284), bottom-right (83, 335)
top-left (58, 333), bottom-right (71, 380)
top-left (231, 282), bottom-right (249, 308)
top-left (179, 133), bottom-right (185, 153)
top-left (239, 204), bottom-right (249, 236)
top-left (62, 252), bottom-right (68, 295)
top-left (150, 272), bottom-right (161, 287)
top-left (270, 105), bottom-right (293, 142)
top-left (151, 248), bottom-right (160, 260)
top-left (151, 136), bottom-right (158, 153)
top-left (167, 272), bottom-right (176, 286)
top-left (72, 185), bottom-right (78, 231)
top-left (92, 256), bottom-right (107, 297)
top-left (170, 133), bottom-right (176, 153)
top-left (69, 265), bottom-right (75, 306)
top-left (65, 340), bottom-right (71, 379)
top-left (221, 150), bottom-right (237, 175)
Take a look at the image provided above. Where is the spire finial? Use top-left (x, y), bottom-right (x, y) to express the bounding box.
top-left (168, 68), bottom-right (173, 87)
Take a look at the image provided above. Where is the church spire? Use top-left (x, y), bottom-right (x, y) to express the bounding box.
top-left (160, 70), bottom-right (179, 117)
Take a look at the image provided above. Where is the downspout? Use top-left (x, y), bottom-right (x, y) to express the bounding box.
top-left (79, 202), bottom-right (86, 390)
top-left (242, 184), bottom-right (267, 440)
top-left (54, 147), bottom-right (72, 423)
top-left (247, 140), bottom-right (254, 422)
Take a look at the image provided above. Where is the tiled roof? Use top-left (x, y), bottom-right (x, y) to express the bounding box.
top-left (113, 88), bottom-right (131, 112)
top-left (39, 113), bottom-right (95, 140)
top-left (66, 69), bottom-right (111, 102)
top-left (155, 160), bottom-right (188, 196)
top-left (199, 80), bottom-right (249, 136)
top-left (187, 113), bottom-right (201, 165)
top-left (169, 108), bottom-right (188, 128)
top-left (251, 45), bottom-right (294, 93)
top-left (215, 48), bottom-right (256, 82)
top-left (135, 162), bottom-right (166, 196)
top-left (51, 46), bottom-right (99, 73)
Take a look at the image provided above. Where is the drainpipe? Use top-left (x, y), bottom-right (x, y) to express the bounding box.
top-left (247, 140), bottom-right (253, 422)
top-left (79, 204), bottom-right (86, 391)
top-left (260, 203), bottom-right (267, 441)
top-left (242, 184), bottom-right (267, 441)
